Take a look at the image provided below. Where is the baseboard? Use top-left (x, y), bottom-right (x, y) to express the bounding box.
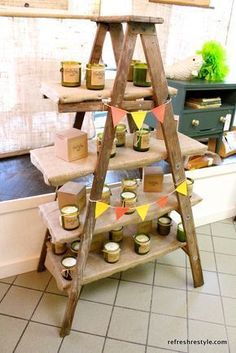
top-left (193, 207), bottom-right (236, 227)
top-left (0, 256), bottom-right (39, 279)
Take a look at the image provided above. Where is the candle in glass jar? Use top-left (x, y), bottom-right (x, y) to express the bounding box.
top-left (96, 132), bottom-right (117, 158)
top-left (109, 226), bottom-right (124, 243)
top-left (120, 191), bottom-right (137, 214)
top-left (60, 205), bottom-right (80, 231)
top-left (115, 124), bottom-right (126, 147)
top-left (133, 63), bottom-right (151, 87)
top-left (61, 61), bottom-right (81, 87)
top-left (186, 178), bottom-right (194, 197)
top-left (133, 129), bottom-right (150, 152)
top-left (134, 233), bottom-right (151, 254)
top-left (86, 63), bottom-right (105, 90)
top-left (101, 185), bottom-right (111, 204)
top-left (69, 240), bottom-right (81, 255)
top-left (121, 178), bottom-right (138, 193)
top-left (103, 242), bottom-right (120, 263)
top-left (177, 222), bottom-right (186, 242)
top-left (157, 216), bottom-right (172, 235)
top-left (61, 256), bottom-right (77, 269)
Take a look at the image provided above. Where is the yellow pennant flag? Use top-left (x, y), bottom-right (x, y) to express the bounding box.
top-left (95, 202), bottom-right (109, 219)
top-left (131, 111), bottom-right (147, 130)
top-left (136, 204), bottom-right (150, 221)
top-left (176, 181), bottom-right (188, 196)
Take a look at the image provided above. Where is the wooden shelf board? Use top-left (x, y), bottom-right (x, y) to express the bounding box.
top-left (30, 133), bottom-right (207, 186)
top-left (40, 80), bottom-right (177, 106)
top-left (45, 223), bottom-right (186, 292)
top-left (40, 176), bottom-right (202, 244)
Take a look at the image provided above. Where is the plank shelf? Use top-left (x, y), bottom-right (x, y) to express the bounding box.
top-left (45, 222), bottom-right (186, 293)
top-left (31, 133), bottom-right (207, 186)
top-left (40, 177), bottom-right (202, 244)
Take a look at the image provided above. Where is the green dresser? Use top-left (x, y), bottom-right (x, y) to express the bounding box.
top-left (167, 79), bottom-right (236, 152)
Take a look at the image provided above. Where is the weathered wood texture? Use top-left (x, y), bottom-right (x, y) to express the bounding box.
top-left (89, 22), bottom-right (108, 64)
top-left (40, 80), bottom-right (177, 105)
top-left (141, 24), bottom-right (204, 287)
top-left (30, 133), bottom-right (207, 186)
top-left (93, 16), bottom-right (164, 24)
top-left (0, 6), bottom-right (95, 18)
top-left (39, 179), bottom-right (202, 244)
top-left (45, 223), bottom-right (186, 293)
top-left (149, 0), bottom-right (210, 7)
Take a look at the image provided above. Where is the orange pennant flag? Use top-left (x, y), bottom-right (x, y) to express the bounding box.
top-left (157, 196), bottom-right (168, 208)
top-left (115, 207), bottom-right (129, 221)
top-left (151, 104), bottom-right (166, 124)
top-left (110, 106), bottom-right (127, 127)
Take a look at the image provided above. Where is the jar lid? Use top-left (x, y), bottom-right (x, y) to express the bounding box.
top-left (122, 179), bottom-right (137, 187)
top-left (61, 256), bottom-right (77, 268)
top-left (158, 216), bottom-right (172, 225)
top-left (86, 63), bottom-right (105, 68)
top-left (104, 242), bottom-right (120, 252)
top-left (134, 62), bottom-right (148, 69)
top-left (136, 129), bottom-right (150, 135)
top-left (60, 205), bottom-right (79, 215)
top-left (116, 123), bottom-right (127, 131)
top-left (187, 178), bottom-right (194, 185)
top-left (120, 191), bottom-right (137, 199)
top-left (70, 240), bottom-right (81, 251)
top-left (103, 185), bottom-right (111, 193)
top-left (111, 226), bottom-right (123, 231)
top-left (61, 61), bottom-right (81, 66)
top-left (135, 234), bottom-right (150, 243)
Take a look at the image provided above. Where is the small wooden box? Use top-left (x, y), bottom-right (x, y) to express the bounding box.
top-left (55, 128), bottom-right (88, 162)
top-left (143, 166), bottom-right (164, 192)
top-left (57, 181), bottom-right (86, 211)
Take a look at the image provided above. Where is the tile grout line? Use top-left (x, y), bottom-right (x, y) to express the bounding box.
top-left (12, 274), bottom-right (55, 353)
top-left (210, 222), bottom-right (231, 353)
top-left (0, 274), bottom-right (19, 305)
top-left (101, 271), bottom-right (121, 353)
top-left (144, 259), bottom-right (157, 353)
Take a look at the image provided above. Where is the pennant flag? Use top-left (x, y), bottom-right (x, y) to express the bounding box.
top-left (151, 103), bottom-right (166, 124)
top-left (115, 207), bottom-right (129, 221)
top-left (157, 196), bottom-right (168, 208)
top-left (95, 202), bottom-right (109, 219)
top-left (136, 204), bottom-right (150, 221)
top-left (176, 181), bottom-right (188, 196)
top-left (110, 106), bottom-right (126, 127)
top-left (131, 111), bottom-right (147, 130)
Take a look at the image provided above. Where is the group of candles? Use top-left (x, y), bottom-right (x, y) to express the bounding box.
top-left (60, 59), bottom-right (151, 90)
top-left (97, 124), bottom-right (151, 157)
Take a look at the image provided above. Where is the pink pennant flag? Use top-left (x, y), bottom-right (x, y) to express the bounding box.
top-left (115, 207), bottom-right (129, 221)
top-left (157, 196), bottom-right (168, 208)
top-left (151, 103), bottom-right (166, 124)
top-left (110, 106), bottom-right (127, 127)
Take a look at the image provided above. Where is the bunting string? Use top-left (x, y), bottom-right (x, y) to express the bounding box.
top-left (89, 179), bottom-right (188, 221)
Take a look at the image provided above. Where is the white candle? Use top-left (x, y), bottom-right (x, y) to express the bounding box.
top-left (61, 256), bottom-right (76, 268)
top-left (135, 234), bottom-right (149, 243)
top-left (104, 242), bottom-right (120, 252)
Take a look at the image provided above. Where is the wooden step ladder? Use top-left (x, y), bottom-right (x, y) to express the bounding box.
top-left (38, 15), bottom-right (204, 337)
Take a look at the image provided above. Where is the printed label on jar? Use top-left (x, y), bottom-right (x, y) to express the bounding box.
top-left (91, 69), bottom-right (105, 86)
top-left (63, 67), bottom-right (81, 84)
top-left (61, 215), bottom-right (79, 230)
top-left (116, 130), bottom-right (126, 146)
top-left (137, 242), bottom-right (150, 254)
top-left (133, 133), bottom-right (150, 149)
top-left (106, 251), bottom-right (120, 263)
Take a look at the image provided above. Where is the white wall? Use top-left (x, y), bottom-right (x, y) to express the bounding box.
top-left (1, 165), bottom-right (236, 279)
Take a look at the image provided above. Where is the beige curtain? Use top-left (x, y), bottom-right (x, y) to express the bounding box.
top-left (0, 0), bottom-right (100, 157)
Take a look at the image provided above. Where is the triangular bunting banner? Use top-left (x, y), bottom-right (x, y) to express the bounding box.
top-left (157, 196), bottom-right (168, 208)
top-left (115, 207), bottom-right (129, 221)
top-left (95, 202), bottom-right (109, 219)
top-left (151, 104), bottom-right (166, 124)
top-left (131, 111), bottom-right (147, 130)
top-left (136, 204), bottom-right (150, 221)
top-left (176, 181), bottom-right (188, 196)
top-left (110, 106), bottom-right (127, 127)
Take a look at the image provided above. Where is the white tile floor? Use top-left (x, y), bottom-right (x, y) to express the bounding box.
top-left (0, 218), bottom-right (236, 353)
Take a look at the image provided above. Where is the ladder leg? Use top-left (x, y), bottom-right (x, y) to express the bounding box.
top-left (37, 229), bottom-right (50, 272)
top-left (60, 23), bottom-right (138, 336)
top-left (141, 25), bottom-right (204, 287)
top-left (89, 22), bottom-right (109, 64)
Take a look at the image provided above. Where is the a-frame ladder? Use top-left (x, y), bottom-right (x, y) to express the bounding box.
top-left (55, 16), bottom-right (204, 337)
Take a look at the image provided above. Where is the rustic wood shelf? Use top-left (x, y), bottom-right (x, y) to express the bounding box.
top-left (45, 222), bottom-right (186, 293)
top-left (40, 80), bottom-right (177, 113)
top-left (30, 133), bottom-right (207, 186)
top-left (40, 177), bottom-right (202, 244)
